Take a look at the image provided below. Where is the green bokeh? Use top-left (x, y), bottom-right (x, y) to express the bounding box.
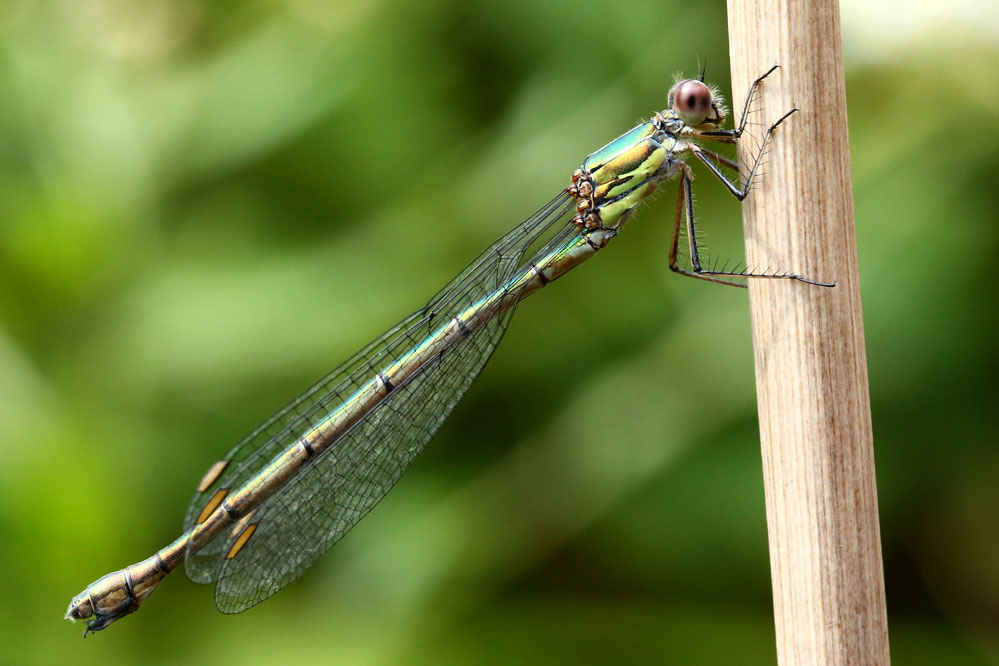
top-left (0, 1), bottom-right (995, 664)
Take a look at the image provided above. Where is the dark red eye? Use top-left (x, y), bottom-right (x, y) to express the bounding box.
top-left (672, 79), bottom-right (712, 125)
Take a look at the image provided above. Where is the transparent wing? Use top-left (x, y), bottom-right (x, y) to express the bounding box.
top-left (215, 280), bottom-right (512, 611)
top-left (183, 192), bottom-right (574, 585)
top-left (182, 310), bottom-right (425, 581)
top-left (214, 217), bottom-right (582, 613)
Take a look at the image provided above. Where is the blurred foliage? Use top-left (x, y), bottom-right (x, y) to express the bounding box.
top-left (0, 1), bottom-right (996, 664)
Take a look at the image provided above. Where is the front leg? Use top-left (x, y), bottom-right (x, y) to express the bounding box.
top-left (694, 107), bottom-right (797, 201)
top-left (700, 64), bottom-right (782, 142)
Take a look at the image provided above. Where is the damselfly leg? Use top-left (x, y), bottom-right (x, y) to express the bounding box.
top-left (668, 161), bottom-right (835, 288)
top-left (691, 107), bottom-right (798, 201)
top-left (668, 69), bottom-right (834, 288)
top-left (700, 64), bottom-right (784, 143)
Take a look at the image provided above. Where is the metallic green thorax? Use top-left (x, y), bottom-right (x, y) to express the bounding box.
top-left (570, 114), bottom-right (682, 231)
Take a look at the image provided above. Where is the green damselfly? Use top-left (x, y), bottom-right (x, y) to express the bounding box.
top-left (66, 66), bottom-right (830, 635)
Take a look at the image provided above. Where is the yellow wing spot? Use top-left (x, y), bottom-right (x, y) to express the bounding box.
top-left (195, 488), bottom-right (228, 524)
top-left (196, 460), bottom-right (230, 492)
top-left (225, 523), bottom-right (258, 560)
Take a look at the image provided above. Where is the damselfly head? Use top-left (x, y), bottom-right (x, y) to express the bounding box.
top-left (669, 79), bottom-right (726, 128)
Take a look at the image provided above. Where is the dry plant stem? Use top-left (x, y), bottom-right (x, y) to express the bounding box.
top-left (726, 0), bottom-right (890, 664)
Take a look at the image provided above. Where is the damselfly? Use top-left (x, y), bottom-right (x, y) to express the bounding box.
top-left (66, 66), bottom-right (830, 635)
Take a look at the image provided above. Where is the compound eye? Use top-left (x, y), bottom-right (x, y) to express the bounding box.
top-left (672, 79), bottom-right (712, 125)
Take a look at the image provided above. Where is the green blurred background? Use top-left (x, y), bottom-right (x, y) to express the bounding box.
top-left (0, 0), bottom-right (996, 664)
